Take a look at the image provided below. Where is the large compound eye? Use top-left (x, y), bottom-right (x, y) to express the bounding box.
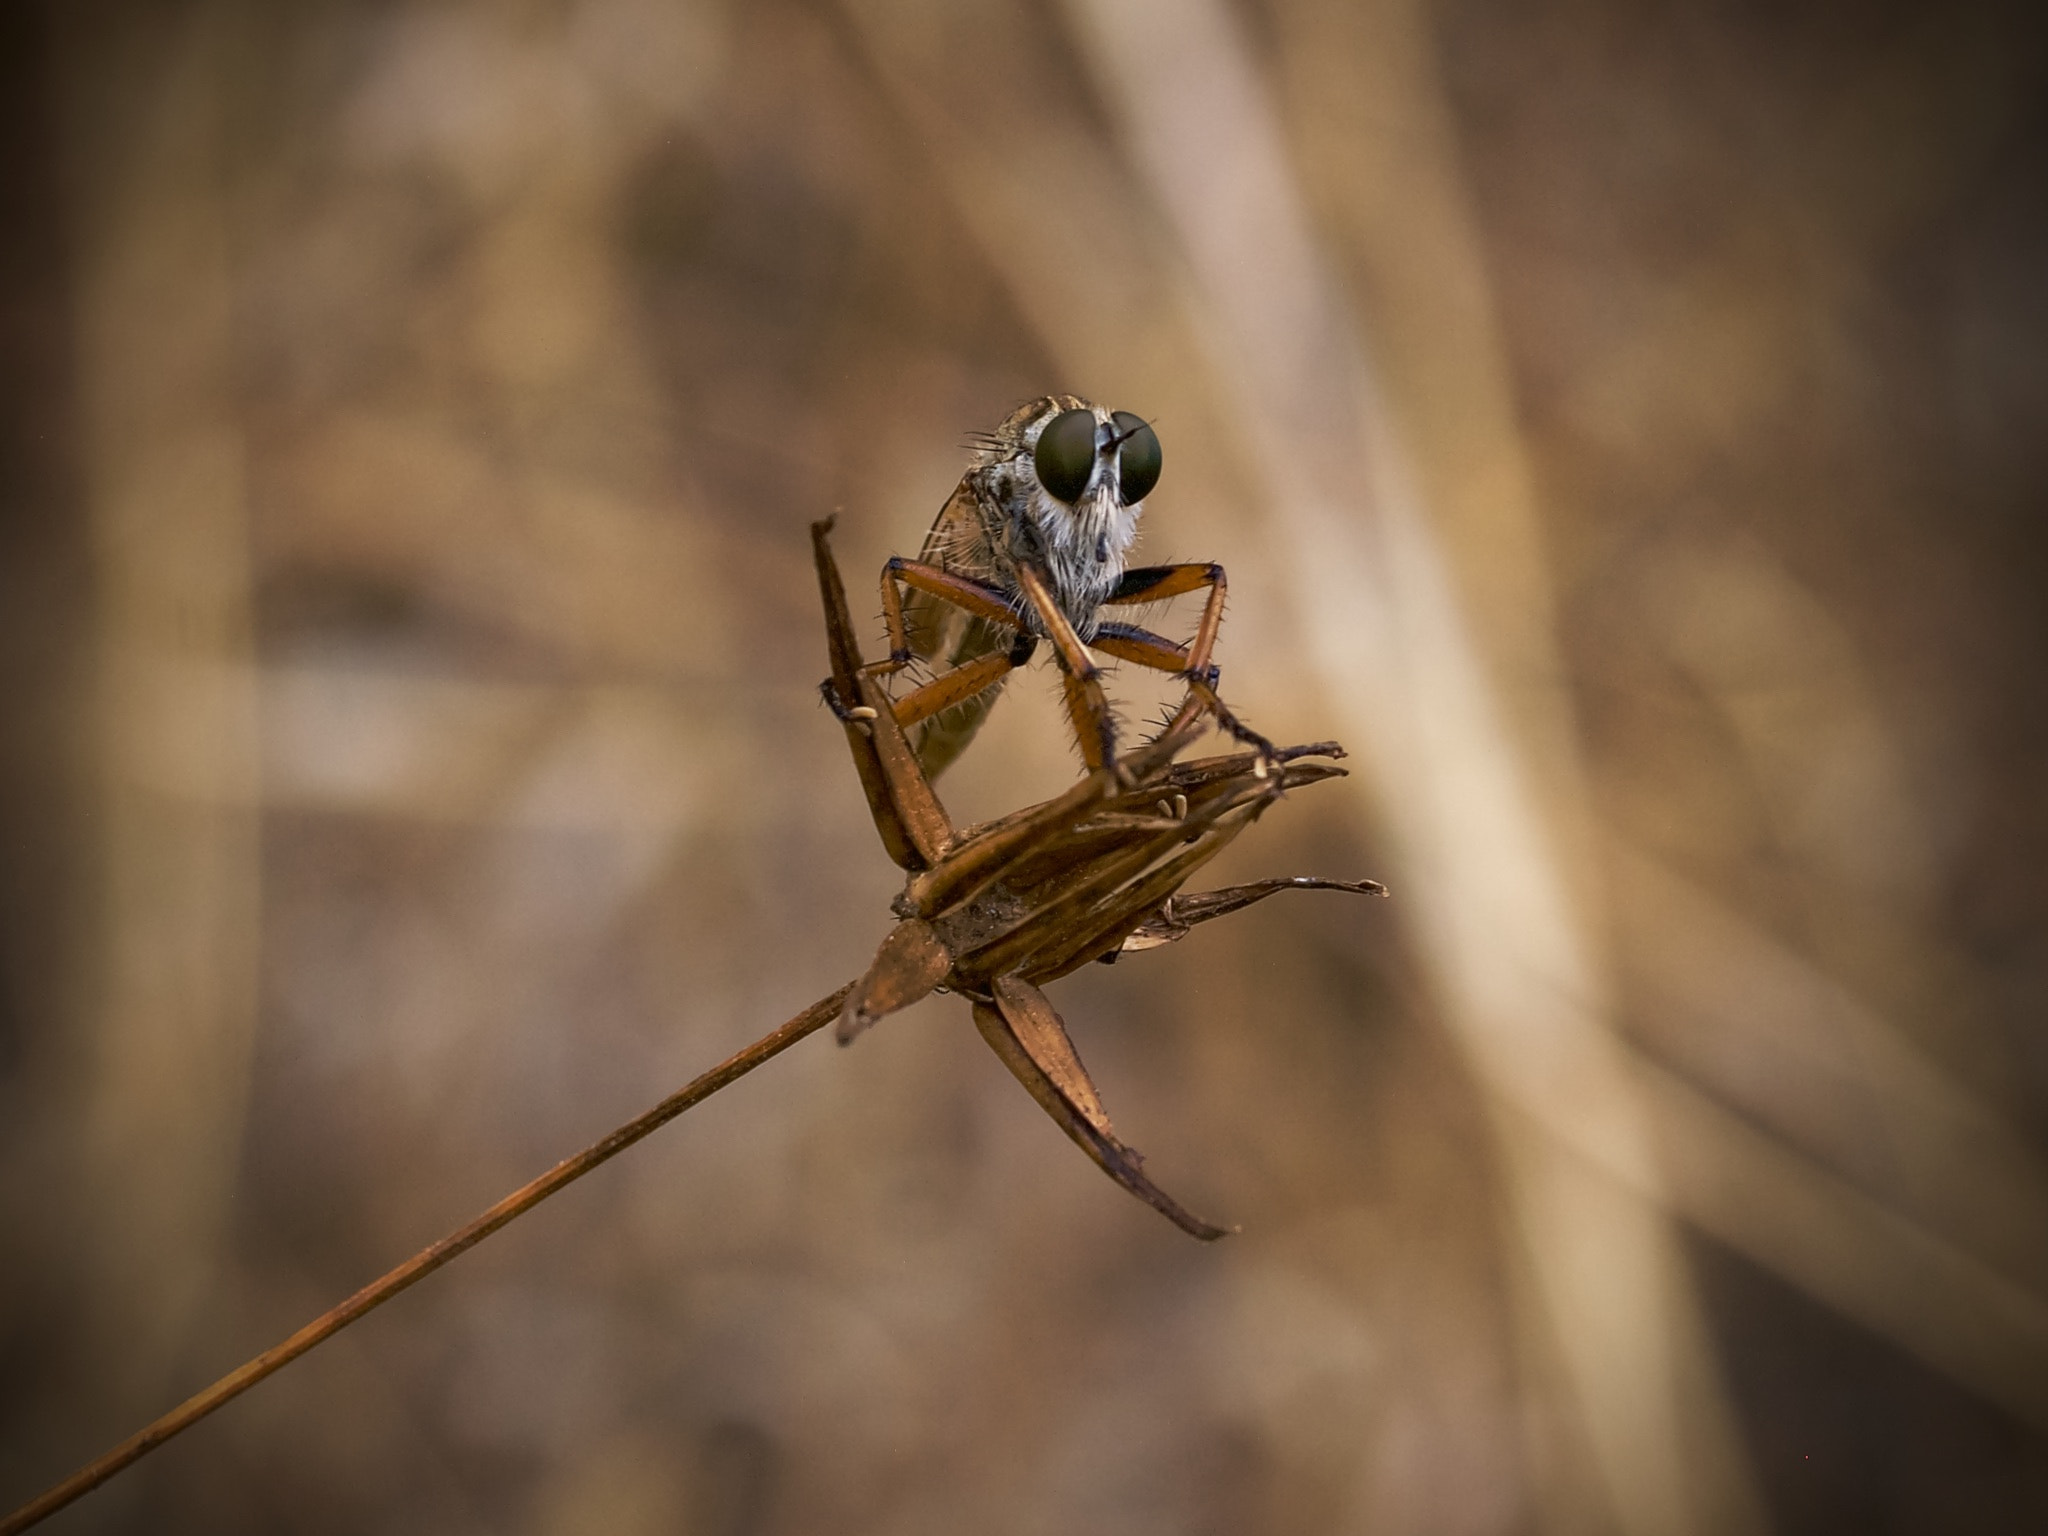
top-left (1111, 411), bottom-right (1162, 503)
top-left (1033, 408), bottom-right (1099, 503)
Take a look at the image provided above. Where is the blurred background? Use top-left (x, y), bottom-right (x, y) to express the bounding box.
top-left (3, 0), bottom-right (2046, 1531)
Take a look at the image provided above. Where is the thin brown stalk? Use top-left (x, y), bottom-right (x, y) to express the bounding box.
top-left (0, 983), bottom-right (855, 1536)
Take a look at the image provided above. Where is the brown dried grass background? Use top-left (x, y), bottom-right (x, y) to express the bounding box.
top-left (3, 1), bottom-right (2046, 1532)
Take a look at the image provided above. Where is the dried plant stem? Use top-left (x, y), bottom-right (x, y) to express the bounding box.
top-left (0, 983), bottom-right (855, 1536)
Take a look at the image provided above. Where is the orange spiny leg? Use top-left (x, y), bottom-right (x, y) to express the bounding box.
top-left (1013, 564), bottom-right (1121, 776)
top-left (1093, 620), bottom-right (1269, 750)
top-left (871, 558), bottom-right (1033, 750)
top-left (1059, 671), bottom-right (1119, 775)
top-left (1090, 621), bottom-right (1194, 677)
top-left (1106, 562), bottom-right (1228, 675)
top-left (1106, 565), bottom-right (1273, 758)
top-left (872, 557), bottom-right (1020, 676)
top-left (890, 645), bottom-right (1025, 730)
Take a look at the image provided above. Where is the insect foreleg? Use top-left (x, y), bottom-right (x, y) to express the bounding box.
top-left (868, 559), bottom-right (1032, 768)
top-left (1102, 565), bottom-right (1273, 760)
top-left (873, 558), bottom-right (1019, 675)
top-left (889, 648), bottom-right (1019, 730)
top-left (1013, 564), bottom-right (1122, 776)
top-left (1090, 622), bottom-right (1209, 683)
top-left (1106, 562), bottom-right (1229, 675)
top-left (1177, 673), bottom-right (1276, 761)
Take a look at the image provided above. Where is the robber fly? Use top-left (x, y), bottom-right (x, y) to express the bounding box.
top-left (812, 519), bottom-right (1384, 1236)
top-left (852, 395), bottom-right (1268, 781)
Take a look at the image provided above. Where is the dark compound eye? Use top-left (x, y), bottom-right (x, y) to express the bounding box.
top-left (1033, 408), bottom-right (1099, 503)
top-left (1111, 411), bottom-right (1161, 503)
